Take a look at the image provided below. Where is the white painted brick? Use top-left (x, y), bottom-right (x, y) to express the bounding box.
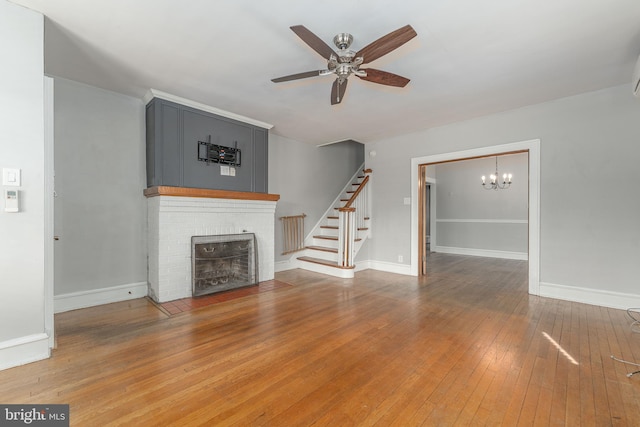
top-left (147, 196), bottom-right (277, 302)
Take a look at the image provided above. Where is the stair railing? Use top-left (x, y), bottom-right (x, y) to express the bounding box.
top-left (337, 170), bottom-right (371, 267)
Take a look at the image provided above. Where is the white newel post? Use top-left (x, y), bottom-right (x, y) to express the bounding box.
top-left (338, 207), bottom-right (356, 267)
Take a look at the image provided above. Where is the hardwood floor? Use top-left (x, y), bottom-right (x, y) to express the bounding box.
top-left (1, 253), bottom-right (639, 426)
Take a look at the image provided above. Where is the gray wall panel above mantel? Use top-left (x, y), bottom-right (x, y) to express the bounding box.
top-left (146, 97), bottom-right (269, 193)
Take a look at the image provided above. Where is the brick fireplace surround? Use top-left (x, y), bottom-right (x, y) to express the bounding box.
top-left (144, 186), bottom-right (280, 303)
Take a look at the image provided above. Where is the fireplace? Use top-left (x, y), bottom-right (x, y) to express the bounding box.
top-left (145, 186), bottom-right (279, 303)
top-left (192, 234), bottom-right (257, 296)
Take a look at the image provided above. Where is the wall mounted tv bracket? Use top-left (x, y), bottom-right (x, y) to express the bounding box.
top-left (197, 135), bottom-right (241, 166)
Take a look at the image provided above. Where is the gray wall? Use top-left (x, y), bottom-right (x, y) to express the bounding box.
top-left (365, 84), bottom-right (640, 296)
top-left (53, 78), bottom-right (147, 295)
top-left (269, 136), bottom-right (364, 262)
top-left (0, 0), bottom-right (46, 364)
top-left (146, 98), bottom-right (269, 193)
top-left (433, 153), bottom-right (528, 255)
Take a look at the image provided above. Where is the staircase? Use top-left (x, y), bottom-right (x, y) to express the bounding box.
top-left (293, 168), bottom-right (371, 278)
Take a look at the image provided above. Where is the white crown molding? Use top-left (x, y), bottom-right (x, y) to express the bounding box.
top-left (143, 89), bottom-right (274, 130)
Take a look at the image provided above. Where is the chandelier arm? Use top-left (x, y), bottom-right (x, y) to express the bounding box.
top-left (480, 156), bottom-right (512, 190)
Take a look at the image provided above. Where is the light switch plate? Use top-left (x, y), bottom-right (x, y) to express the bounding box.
top-left (2, 168), bottom-right (21, 186)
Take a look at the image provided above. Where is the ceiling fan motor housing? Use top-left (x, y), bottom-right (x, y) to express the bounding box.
top-left (333, 33), bottom-right (353, 50)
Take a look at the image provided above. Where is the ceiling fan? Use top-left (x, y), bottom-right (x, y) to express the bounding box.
top-left (271, 24), bottom-right (417, 105)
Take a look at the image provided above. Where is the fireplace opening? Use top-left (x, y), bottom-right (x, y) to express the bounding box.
top-left (191, 233), bottom-right (258, 297)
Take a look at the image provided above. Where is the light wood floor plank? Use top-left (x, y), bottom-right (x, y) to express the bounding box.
top-left (1, 253), bottom-right (639, 425)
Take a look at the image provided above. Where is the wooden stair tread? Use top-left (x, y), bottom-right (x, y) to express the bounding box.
top-left (313, 235), bottom-right (362, 242)
top-left (306, 245), bottom-right (338, 253)
top-left (297, 256), bottom-right (354, 269)
top-left (320, 225), bottom-right (366, 231)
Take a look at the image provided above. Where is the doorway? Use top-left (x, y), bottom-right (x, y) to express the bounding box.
top-left (411, 139), bottom-right (540, 295)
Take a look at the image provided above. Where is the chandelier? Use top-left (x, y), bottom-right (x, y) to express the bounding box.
top-left (481, 156), bottom-right (512, 190)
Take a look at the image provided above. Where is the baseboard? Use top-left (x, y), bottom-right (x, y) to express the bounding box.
top-left (54, 282), bottom-right (148, 313)
top-left (274, 259), bottom-right (295, 272)
top-left (354, 260), bottom-right (371, 272)
top-left (362, 260), bottom-right (413, 276)
top-left (539, 282), bottom-right (640, 310)
top-left (0, 333), bottom-right (50, 371)
top-left (434, 246), bottom-right (528, 261)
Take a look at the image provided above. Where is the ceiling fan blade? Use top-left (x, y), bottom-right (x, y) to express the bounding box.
top-left (331, 79), bottom-right (348, 105)
top-left (271, 70), bottom-right (324, 83)
top-left (290, 25), bottom-right (337, 60)
top-left (358, 68), bottom-right (410, 87)
top-left (356, 25), bottom-right (417, 64)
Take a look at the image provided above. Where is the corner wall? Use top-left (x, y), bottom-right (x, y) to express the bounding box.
top-left (365, 84), bottom-right (640, 309)
top-left (268, 136), bottom-right (364, 263)
top-left (53, 78), bottom-right (147, 312)
top-left (0, 0), bottom-right (49, 369)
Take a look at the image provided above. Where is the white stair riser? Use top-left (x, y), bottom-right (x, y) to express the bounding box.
top-left (295, 259), bottom-right (354, 278)
top-left (312, 238), bottom-right (339, 249)
top-left (319, 228), bottom-right (338, 237)
top-left (326, 218), bottom-right (339, 227)
top-left (305, 249), bottom-right (338, 262)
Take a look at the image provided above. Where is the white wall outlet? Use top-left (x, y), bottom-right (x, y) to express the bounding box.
top-left (403, 197), bottom-right (411, 205)
top-left (2, 168), bottom-right (21, 186)
top-left (398, 255), bottom-right (404, 263)
top-left (229, 167), bottom-right (236, 177)
top-left (220, 165), bottom-right (230, 176)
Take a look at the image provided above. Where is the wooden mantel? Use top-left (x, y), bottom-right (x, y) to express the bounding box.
top-left (144, 186), bottom-right (280, 201)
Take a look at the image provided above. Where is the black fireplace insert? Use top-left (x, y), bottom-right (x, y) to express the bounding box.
top-left (191, 233), bottom-right (257, 297)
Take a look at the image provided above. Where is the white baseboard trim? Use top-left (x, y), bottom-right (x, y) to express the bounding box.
top-left (354, 260), bottom-right (371, 272)
top-left (361, 260), bottom-right (413, 276)
top-left (0, 333), bottom-right (50, 371)
top-left (274, 259), bottom-right (295, 272)
top-left (54, 282), bottom-right (148, 313)
top-left (539, 282), bottom-right (640, 310)
top-left (434, 246), bottom-right (528, 261)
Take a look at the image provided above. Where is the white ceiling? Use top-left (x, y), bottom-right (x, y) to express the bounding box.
top-left (10, 0), bottom-right (640, 145)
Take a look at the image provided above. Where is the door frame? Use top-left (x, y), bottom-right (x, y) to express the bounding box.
top-left (417, 166), bottom-right (436, 275)
top-left (44, 76), bottom-right (55, 349)
top-left (411, 139), bottom-right (540, 295)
